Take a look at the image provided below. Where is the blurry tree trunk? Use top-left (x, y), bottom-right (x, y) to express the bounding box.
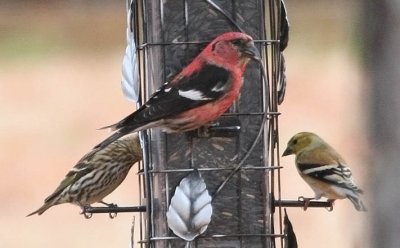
top-left (363, 1), bottom-right (400, 247)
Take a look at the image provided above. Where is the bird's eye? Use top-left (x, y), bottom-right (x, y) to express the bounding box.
top-left (231, 39), bottom-right (243, 46)
top-left (293, 139), bottom-right (298, 145)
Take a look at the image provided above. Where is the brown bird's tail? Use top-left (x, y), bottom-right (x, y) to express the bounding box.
top-left (348, 195), bottom-right (367, 212)
top-left (26, 203), bottom-right (53, 217)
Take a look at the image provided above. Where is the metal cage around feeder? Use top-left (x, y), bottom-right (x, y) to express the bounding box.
top-left (134, 0), bottom-right (284, 247)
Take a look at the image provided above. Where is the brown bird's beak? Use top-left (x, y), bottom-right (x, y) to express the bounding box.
top-left (242, 41), bottom-right (261, 61)
top-left (282, 146), bottom-right (293, 156)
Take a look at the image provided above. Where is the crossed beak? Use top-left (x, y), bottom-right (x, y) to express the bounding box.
top-left (242, 41), bottom-right (261, 61)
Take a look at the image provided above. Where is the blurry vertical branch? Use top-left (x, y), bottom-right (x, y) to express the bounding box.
top-left (363, 1), bottom-right (400, 247)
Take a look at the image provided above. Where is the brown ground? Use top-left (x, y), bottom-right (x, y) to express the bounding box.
top-left (1, 1), bottom-right (369, 247)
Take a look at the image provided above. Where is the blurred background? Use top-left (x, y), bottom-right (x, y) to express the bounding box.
top-left (1, 0), bottom-right (372, 247)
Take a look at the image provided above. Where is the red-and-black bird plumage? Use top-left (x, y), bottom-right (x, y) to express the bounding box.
top-left (95, 32), bottom-right (259, 149)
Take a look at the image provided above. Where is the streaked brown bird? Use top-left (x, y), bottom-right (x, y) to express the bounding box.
top-left (28, 133), bottom-right (142, 216)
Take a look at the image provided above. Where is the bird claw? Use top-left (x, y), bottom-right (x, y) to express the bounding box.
top-left (325, 200), bottom-right (335, 212)
top-left (298, 196), bottom-right (314, 211)
top-left (81, 206), bottom-right (93, 219)
top-left (195, 125), bottom-right (211, 138)
top-left (99, 201), bottom-right (118, 219)
top-left (83, 212), bottom-right (93, 219)
top-left (100, 201), bottom-right (117, 208)
top-left (79, 203), bottom-right (118, 219)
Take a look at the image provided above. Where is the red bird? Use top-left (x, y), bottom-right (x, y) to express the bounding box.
top-left (95, 32), bottom-right (260, 149)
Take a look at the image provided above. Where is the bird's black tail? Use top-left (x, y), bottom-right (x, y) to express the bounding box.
top-left (94, 128), bottom-right (135, 150)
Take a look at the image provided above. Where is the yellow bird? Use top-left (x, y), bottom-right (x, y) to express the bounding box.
top-left (282, 132), bottom-right (367, 211)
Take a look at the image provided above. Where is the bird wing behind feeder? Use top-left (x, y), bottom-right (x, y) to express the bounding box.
top-left (121, 0), bottom-right (140, 102)
top-left (278, 0), bottom-right (290, 105)
top-left (279, 0), bottom-right (289, 52)
top-left (284, 209), bottom-right (298, 248)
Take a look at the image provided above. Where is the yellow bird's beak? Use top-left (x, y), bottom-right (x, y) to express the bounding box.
top-left (282, 146), bottom-right (293, 156)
